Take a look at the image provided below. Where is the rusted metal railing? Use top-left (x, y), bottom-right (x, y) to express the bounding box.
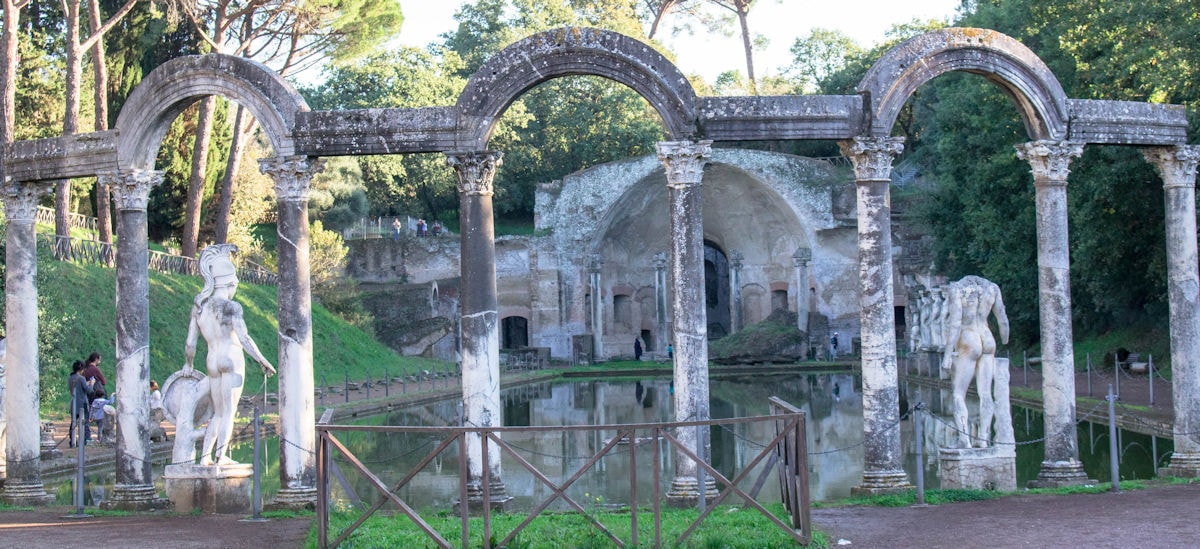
top-left (316, 403), bottom-right (810, 548)
top-left (39, 234), bottom-right (277, 286)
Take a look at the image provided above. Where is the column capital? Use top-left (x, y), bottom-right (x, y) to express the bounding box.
top-left (588, 253), bottom-right (604, 273)
top-left (446, 151), bottom-right (503, 196)
top-left (103, 170), bottom-right (163, 211)
top-left (792, 247), bottom-right (812, 267)
top-left (1144, 145), bottom-right (1200, 189)
top-left (838, 136), bottom-right (905, 181)
top-left (0, 180), bottom-right (53, 222)
top-left (259, 156), bottom-right (325, 201)
top-left (652, 252), bottom-right (668, 270)
top-left (656, 140), bottom-right (712, 189)
top-left (729, 250), bottom-right (744, 270)
top-left (1015, 140), bottom-right (1083, 185)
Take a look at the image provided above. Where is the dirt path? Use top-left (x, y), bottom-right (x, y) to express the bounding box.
top-left (811, 481), bottom-right (1200, 548)
top-left (0, 507), bottom-right (311, 548)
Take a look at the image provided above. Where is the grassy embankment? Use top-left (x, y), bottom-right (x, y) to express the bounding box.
top-left (39, 259), bottom-right (449, 418)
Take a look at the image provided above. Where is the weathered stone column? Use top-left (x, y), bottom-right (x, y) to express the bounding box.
top-left (446, 151), bottom-right (510, 506)
top-left (658, 140), bottom-right (717, 504)
top-left (729, 250), bottom-right (744, 333)
top-left (1016, 140), bottom-right (1090, 487)
top-left (103, 170), bottom-right (168, 510)
top-left (839, 136), bottom-right (911, 494)
top-left (1, 179), bottom-right (54, 505)
top-left (588, 253), bottom-right (604, 360)
top-left (260, 156), bottom-right (324, 507)
top-left (793, 247), bottom-right (812, 334)
top-left (1144, 145), bottom-right (1200, 477)
top-left (653, 252), bottom-right (668, 354)
top-left (0, 338), bottom-right (6, 481)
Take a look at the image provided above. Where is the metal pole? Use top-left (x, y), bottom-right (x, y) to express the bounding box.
top-left (252, 407), bottom-right (265, 520)
top-left (696, 424), bottom-right (706, 513)
top-left (320, 374), bottom-right (327, 407)
top-left (1148, 354), bottom-right (1154, 406)
top-left (73, 406), bottom-right (88, 516)
top-left (1086, 353), bottom-right (1092, 397)
top-left (366, 367), bottom-right (371, 400)
top-left (345, 370), bottom-right (350, 403)
top-left (1023, 351), bottom-right (1028, 386)
top-left (1114, 354), bottom-right (1121, 397)
top-left (385, 367), bottom-right (390, 398)
top-left (914, 403), bottom-right (925, 505)
top-left (1107, 384), bottom-right (1120, 493)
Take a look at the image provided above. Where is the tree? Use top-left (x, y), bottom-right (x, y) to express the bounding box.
top-left (787, 28), bottom-right (861, 94)
top-left (51, 0), bottom-right (138, 240)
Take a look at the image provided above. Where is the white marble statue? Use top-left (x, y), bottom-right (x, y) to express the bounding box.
top-left (941, 275), bottom-right (1010, 449)
top-left (918, 290), bottom-right (934, 350)
top-left (182, 244), bottom-right (276, 465)
top-left (930, 287), bottom-right (946, 350)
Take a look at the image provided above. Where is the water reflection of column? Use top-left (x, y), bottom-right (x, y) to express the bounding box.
top-left (261, 156), bottom-right (325, 507)
top-left (653, 252), bottom-right (668, 354)
top-left (1144, 146), bottom-right (1200, 477)
top-left (793, 247), bottom-right (811, 334)
top-left (658, 140), bottom-right (717, 505)
top-left (838, 136), bottom-right (912, 494)
top-left (1016, 140), bottom-right (1090, 487)
top-left (0, 180), bottom-right (54, 505)
top-left (445, 150), bottom-right (510, 505)
top-left (589, 254), bottom-right (604, 360)
top-left (105, 170), bottom-right (166, 510)
top-left (729, 250), bottom-right (744, 333)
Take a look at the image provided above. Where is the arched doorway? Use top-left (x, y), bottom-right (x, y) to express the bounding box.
top-left (502, 316), bottom-right (529, 349)
top-left (705, 240), bottom-right (730, 339)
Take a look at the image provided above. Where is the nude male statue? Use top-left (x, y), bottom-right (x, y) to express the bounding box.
top-left (184, 244), bottom-right (276, 465)
top-left (941, 275), bottom-right (1009, 449)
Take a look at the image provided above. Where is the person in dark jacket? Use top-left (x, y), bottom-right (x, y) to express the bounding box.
top-left (67, 360), bottom-right (91, 446)
top-left (80, 351), bottom-right (106, 402)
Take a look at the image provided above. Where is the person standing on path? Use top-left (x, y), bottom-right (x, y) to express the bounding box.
top-left (67, 360), bottom-right (91, 446)
top-left (81, 351), bottom-right (107, 402)
top-left (634, 338), bottom-right (643, 361)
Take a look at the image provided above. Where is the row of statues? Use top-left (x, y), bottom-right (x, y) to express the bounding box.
top-left (908, 285), bottom-right (952, 353)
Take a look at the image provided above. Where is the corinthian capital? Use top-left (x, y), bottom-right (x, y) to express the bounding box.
top-left (0, 180), bottom-right (53, 222)
top-left (260, 156), bottom-right (325, 201)
top-left (1015, 140), bottom-right (1083, 184)
top-left (838, 136), bottom-right (905, 181)
top-left (103, 170), bottom-right (163, 211)
top-left (446, 151), bottom-right (503, 196)
top-left (1144, 145), bottom-right (1200, 189)
top-left (656, 140), bottom-right (712, 189)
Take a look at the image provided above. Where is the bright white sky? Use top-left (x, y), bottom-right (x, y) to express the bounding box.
top-left (393, 0), bottom-right (964, 83)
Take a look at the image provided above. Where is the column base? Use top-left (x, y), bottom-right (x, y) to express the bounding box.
top-left (938, 447), bottom-right (1016, 491)
top-left (666, 476), bottom-right (719, 508)
top-left (1027, 460), bottom-right (1095, 488)
top-left (101, 483), bottom-right (172, 511)
top-left (267, 486), bottom-right (318, 511)
top-left (2, 480), bottom-right (54, 506)
top-left (1158, 452), bottom-right (1200, 478)
top-left (455, 478), bottom-right (513, 514)
top-left (850, 469), bottom-right (912, 496)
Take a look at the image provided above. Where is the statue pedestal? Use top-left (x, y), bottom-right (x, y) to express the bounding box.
top-left (938, 446), bottom-right (1016, 492)
top-left (164, 463), bottom-right (254, 514)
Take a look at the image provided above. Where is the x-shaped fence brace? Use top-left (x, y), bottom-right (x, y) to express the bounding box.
top-left (317, 409), bottom-right (810, 548)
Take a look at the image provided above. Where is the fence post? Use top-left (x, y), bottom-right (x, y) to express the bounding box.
top-left (320, 374), bottom-right (326, 407)
top-left (366, 367), bottom-right (371, 400)
top-left (1107, 384), bottom-right (1120, 493)
top-left (344, 370), bottom-right (350, 403)
top-left (1114, 353), bottom-right (1121, 397)
top-left (1086, 353), bottom-right (1092, 397)
top-left (1023, 351), bottom-right (1028, 386)
top-left (384, 366), bottom-right (389, 398)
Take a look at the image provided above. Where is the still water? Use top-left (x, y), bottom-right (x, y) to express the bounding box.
top-left (48, 372), bottom-right (1171, 508)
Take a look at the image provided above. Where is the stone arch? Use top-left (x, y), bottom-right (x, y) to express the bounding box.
top-left (858, 27), bottom-right (1068, 140)
top-left (456, 27), bottom-right (697, 149)
top-left (114, 54), bottom-right (308, 169)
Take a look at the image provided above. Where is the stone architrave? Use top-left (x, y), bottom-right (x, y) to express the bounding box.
top-left (652, 252), bottom-right (669, 355)
top-left (729, 250), bottom-right (744, 333)
top-left (792, 248), bottom-right (812, 334)
top-left (838, 136), bottom-right (912, 494)
top-left (103, 170), bottom-right (170, 510)
top-left (657, 140), bottom-right (719, 505)
top-left (1, 180), bottom-right (54, 505)
top-left (259, 155), bottom-right (325, 508)
top-left (1016, 139), bottom-right (1091, 488)
top-left (588, 253), bottom-right (604, 360)
top-left (446, 150), bottom-right (511, 507)
top-left (1144, 145), bottom-right (1200, 478)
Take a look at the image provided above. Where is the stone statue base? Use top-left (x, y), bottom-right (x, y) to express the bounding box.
top-left (1, 480), bottom-right (54, 506)
top-left (164, 463), bottom-right (254, 514)
top-left (1159, 452), bottom-right (1200, 478)
top-left (850, 470), bottom-right (913, 496)
top-left (939, 446), bottom-right (1016, 491)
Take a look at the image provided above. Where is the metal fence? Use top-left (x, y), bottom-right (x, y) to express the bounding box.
top-left (315, 401), bottom-right (810, 548)
top-left (41, 234), bottom-right (278, 286)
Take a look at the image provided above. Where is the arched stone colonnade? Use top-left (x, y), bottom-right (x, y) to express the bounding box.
top-left (1, 27), bottom-right (1193, 508)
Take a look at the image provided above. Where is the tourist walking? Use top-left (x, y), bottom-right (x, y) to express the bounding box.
top-left (634, 338), bottom-right (643, 361)
top-left (81, 351), bottom-right (107, 402)
top-left (67, 360), bottom-right (91, 446)
top-left (392, 217), bottom-right (402, 241)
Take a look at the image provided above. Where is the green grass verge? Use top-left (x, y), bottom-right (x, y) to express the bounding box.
top-left (307, 504), bottom-right (827, 548)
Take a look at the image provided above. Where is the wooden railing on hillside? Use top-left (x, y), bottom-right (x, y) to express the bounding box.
top-left (36, 205), bottom-right (99, 233)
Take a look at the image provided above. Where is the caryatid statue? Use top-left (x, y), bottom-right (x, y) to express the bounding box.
top-left (177, 244), bottom-right (277, 465)
top-left (941, 275), bottom-right (1010, 449)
